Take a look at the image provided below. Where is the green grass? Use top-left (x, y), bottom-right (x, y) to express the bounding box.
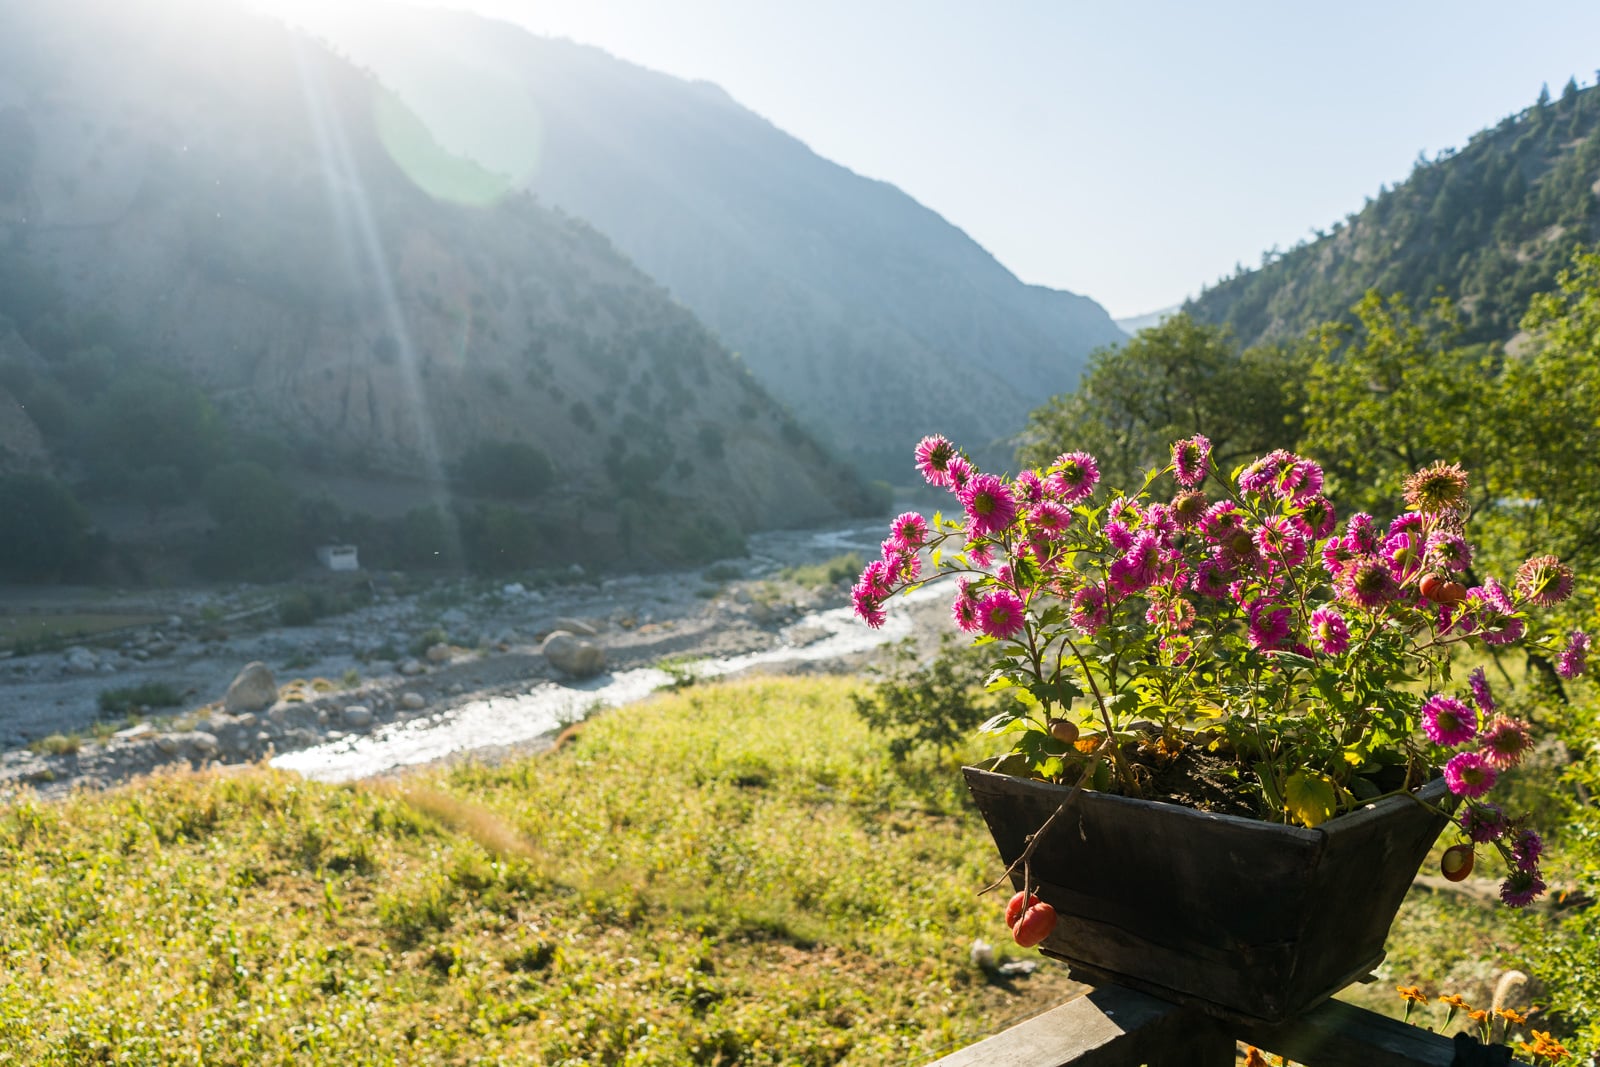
top-left (98, 681), bottom-right (184, 717)
top-left (0, 612), bottom-right (164, 653)
top-left (0, 677), bottom-right (1078, 1065)
top-left (780, 553), bottom-right (864, 591)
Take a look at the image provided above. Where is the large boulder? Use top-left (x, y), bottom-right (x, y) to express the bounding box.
top-left (542, 631), bottom-right (605, 678)
top-left (223, 662), bottom-right (278, 713)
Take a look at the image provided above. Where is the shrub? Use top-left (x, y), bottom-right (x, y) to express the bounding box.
top-left (0, 474), bottom-right (97, 582)
top-left (453, 441), bottom-right (554, 499)
top-left (98, 682), bottom-right (183, 717)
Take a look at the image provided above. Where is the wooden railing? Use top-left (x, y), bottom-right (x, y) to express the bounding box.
top-left (929, 984), bottom-right (1530, 1066)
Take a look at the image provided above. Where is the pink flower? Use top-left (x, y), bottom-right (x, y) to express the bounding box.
top-left (1171, 434), bottom-right (1212, 488)
top-left (1500, 869), bottom-right (1546, 908)
top-left (890, 512), bottom-right (929, 549)
top-left (1170, 490), bottom-right (1208, 528)
top-left (1013, 469), bottom-right (1045, 505)
top-left (1459, 802), bottom-right (1508, 843)
top-left (1557, 629), bottom-right (1590, 679)
top-left (951, 578), bottom-right (982, 634)
top-left (960, 473), bottom-right (1017, 537)
top-left (1478, 715), bottom-right (1530, 769)
top-left (1146, 594), bottom-right (1195, 633)
top-left (1510, 828), bottom-right (1543, 872)
top-left (977, 589), bottom-right (1027, 640)
top-left (851, 581), bottom-right (886, 628)
top-left (858, 559), bottom-right (894, 598)
top-left (1028, 501), bottom-right (1072, 539)
top-left (914, 435), bottom-right (959, 487)
top-left (1049, 451), bottom-right (1100, 503)
top-left (1191, 558), bottom-right (1233, 599)
top-left (1109, 532), bottom-right (1165, 594)
top-left (1387, 512), bottom-right (1425, 541)
top-left (1247, 599), bottom-right (1291, 650)
top-left (1424, 531), bottom-right (1472, 573)
top-left (1464, 583), bottom-right (1525, 646)
top-left (1337, 556), bottom-right (1399, 611)
top-left (1383, 531), bottom-right (1425, 584)
top-left (1467, 666), bottom-right (1495, 714)
top-left (1238, 450), bottom-right (1293, 495)
top-left (1105, 520), bottom-right (1135, 552)
top-left (1443, 751), bottom-right (1497, 798)
top-left (1070, 583), bottom-right (1110, 635)
top-left (1403, 461), bottom-right (1470, 514)
top-left (1254, 516), bottom-right (1309, 570)
top-left (1421, 694), bottom-right (1477, 747)
top-left (1276, 458), bottom-right (1324, 502)
top-left (966, 541), bottom-right (993, 569)
top-left (1296, 495), bottom-right (1338, 539)
top-left (1309, 607), bottom-right (1349, 655)
top-left (944, 455), bottom-right (973, 493)
top-left (1345, 513), bottom-right (1382, 555)
top-left (1515, 554), bottom-right (1575, 606)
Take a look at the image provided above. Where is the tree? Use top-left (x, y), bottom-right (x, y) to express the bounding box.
top-left (0, 474), bottom-right (96, 582)
top-left (197, 461), bottom-right (299, 580)
top-left (451, 440), bottom-right (555, 499)
top-left (1018, 314), bottom-right (1307, 490)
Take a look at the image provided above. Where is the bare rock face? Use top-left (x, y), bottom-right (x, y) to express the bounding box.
top-left (541, 631), bottom-right (605, 678)
top-left (224, 662), bottom-right (278, 713)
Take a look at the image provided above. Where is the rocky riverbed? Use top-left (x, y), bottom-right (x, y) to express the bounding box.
top-left (0, 520), bottom-right (949, 800)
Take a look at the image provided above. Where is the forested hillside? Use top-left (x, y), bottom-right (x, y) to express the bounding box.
top-left (1188, 80), bottom-right (1600, 346)
top-left (289, 6), bottom-right (1128, 480)
top-left (0, 0), bottom-right (881, 581)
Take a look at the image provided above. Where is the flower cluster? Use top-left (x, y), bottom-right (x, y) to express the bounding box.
top-left (855, 435), bottom-right (1589, 908)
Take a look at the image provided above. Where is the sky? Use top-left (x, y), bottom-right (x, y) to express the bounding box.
top-left (275, 0), bottom-right (1600, 319)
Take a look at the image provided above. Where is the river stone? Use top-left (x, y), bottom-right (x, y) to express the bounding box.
top-left (554, 616), bottom-right (599, 637)
top-left (400, 691), bottom-right (426, 710)
top-left (400, 658), bottom-right (425, 676)
top-left (189, 731), bottom-right (219, 757)
top-left (542, 631), bottom-right (605, 678)
top-left (343, 706), bottom-right (373, 728)
top-left (153, 734), bottom-right (182, 755)
top-left (425, 642), bottom-right (453, 664)
top-left (224, 662), bottom-right (278, 713)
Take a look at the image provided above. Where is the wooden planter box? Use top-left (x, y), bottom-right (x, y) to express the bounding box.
top-left (963, 767), bottom-right (1453, 1025)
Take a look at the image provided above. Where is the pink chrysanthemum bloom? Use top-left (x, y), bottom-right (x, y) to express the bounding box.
top-left (1191, 557), bottom-right (1233, 599)
top-left (1109, 532), bottom-right (1166, 594)
top-left (1510, 828), bottom-right (1544, 873)
top-left (1387, 512), bottom-right (1426, 541)
top-left (1321, 536), bottom-right (1355, 580)
top-left (1459, 802), bottom-right (1508, 844)
top-left (1247, 599), bottom-right (1292, 650)
top-left (851, 582), bottom-right (886, 628)
top-left (960, 473), bottom-right (1018, 536)
top-left (1403, 460), bottom-right (1470, 514)
top-left (1337, 556), bottom-right (1399, 611)
top-left (1421, 694), bottom-right (1477, 747)
top-left (1104, 520), bottom-right (1135, 552)
top-left (1557, 629), bottom-right (1591, 680)
top-left (1296, 495), bottom-right (1338, 540)
top-left (1468, 666), bottom-right (1495, 714)
top-left (859, 558), bottom-right (895, 598)
top-left (966, 541), bottom-right (993, 569)
top-left (1171, 434), bottom-right (1212, 488)
top-left (1070, 583), bottom-right (1110, 635)
top-left (1143, 503), bottom-right (1178, 540)
top-left (1013, 469), bottom-right (1045, 505)
top-left (1170, 490), bottom-right (1208, 528)
top-left (1146, 593), bottom-right (1196, 633)
top-left (891, 548), bottom-right (922, 582)
top-left (1238, 450), bottom-right (1294, 495)
top-left (1308, 606), bottom-right (1350, 655)
top-left (1478, 715), bottom-right (1530, 769)
top-left (1383, 531), bottom-right (1425, 584)
top-left (1107, 495), bottom-right (1141, 526)
top-left (1049, 451), bottom-right (1100, 503)
top-left (890, 512), bottom-right (929, 550)
top-left (1500, 869), bottom-right (1546, 908)
top-left (1424, 531), bottom-right (1472, 574)
top-left (950, 578), bottom-right (982, 634)
top-left (977, 589), bottom-right (1026, 640)
top-left (944, 455), bottom-right (974, 493)
top-left (1443, 751), bottom-right (1497, 798)
top-left (914, 435), bottom-right (959, 487)
top-left (1464, 583), bottom-right (1525, 646)
top-left (1254, 516), bottom-right (1309, 570)
top-left (1515, 554), bottom-right (1575, 607)
top-left (1027, 501), bottom-right (1072, 539)
top-left (1345, 513), bottom-right (1382, 555)
top-left (1275, 458), bottom-right (1324, 502)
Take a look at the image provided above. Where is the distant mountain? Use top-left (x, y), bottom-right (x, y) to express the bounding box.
top-left (290, 7), bottom-right (1127, 480)
top-left (0, 0), bottom-right (880, 567)
top-left (1188, 80), bottom-right (1600, 347)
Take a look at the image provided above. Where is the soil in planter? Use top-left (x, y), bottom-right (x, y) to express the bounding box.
top-left (1120, 736), bottom-right (1261, 819)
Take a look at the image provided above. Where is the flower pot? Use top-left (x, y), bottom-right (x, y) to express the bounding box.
top-left (963, 766), bottom-right (1452, 1025)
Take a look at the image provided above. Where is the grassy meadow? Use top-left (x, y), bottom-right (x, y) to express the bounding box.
top-left (0, 677), bottom-right (1083, 1066)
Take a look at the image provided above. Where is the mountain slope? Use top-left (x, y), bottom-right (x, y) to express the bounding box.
top-left (0, 0), bottom-right (879, 562)
top-left (1187, 81), bottom-right (1600, 347)
top-left (291, 7), bottom-right (1127, 479)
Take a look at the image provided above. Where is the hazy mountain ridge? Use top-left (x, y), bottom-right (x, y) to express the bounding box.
top-left (1187, 80), bottom-right (1600, 346)
top-left (294, 8), bottom-right (1128, 479)
top-left (0, 0), bottom-right (879, 566)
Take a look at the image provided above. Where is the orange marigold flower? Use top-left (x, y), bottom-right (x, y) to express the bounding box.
top-left (1243, 1047), bottom-right (1271, 1067)
top-left (1520, 1030), bottom-right (1570, 1061)
top-left (1496, 1006), bottom-right (1529, 1025)
top-left (1468, 1009), bottom-right (1490, 1022)
top-left (1396, 985), bottom-right (1428, 1004)
top-left (1439, 993), bottom-right (1471, 1010)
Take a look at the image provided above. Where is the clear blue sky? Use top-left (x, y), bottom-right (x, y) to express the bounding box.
top-left (311, 0), bottom-right (1600, 318)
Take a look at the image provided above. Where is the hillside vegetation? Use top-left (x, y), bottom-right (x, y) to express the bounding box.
top-left (289, 6), bottom-right (1128, 480)
top-left (1188, 79), bottom-right (1600, 346)
top-left (0, 0), bottom-right (881, 581)
top-left (0, 677), bottom-right (1082, 1065)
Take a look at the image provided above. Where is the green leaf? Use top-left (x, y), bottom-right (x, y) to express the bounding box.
top-left (977, 711), bottom-right (1020, 734)
top-left (1283, 770), bottom-right (1339, 828)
